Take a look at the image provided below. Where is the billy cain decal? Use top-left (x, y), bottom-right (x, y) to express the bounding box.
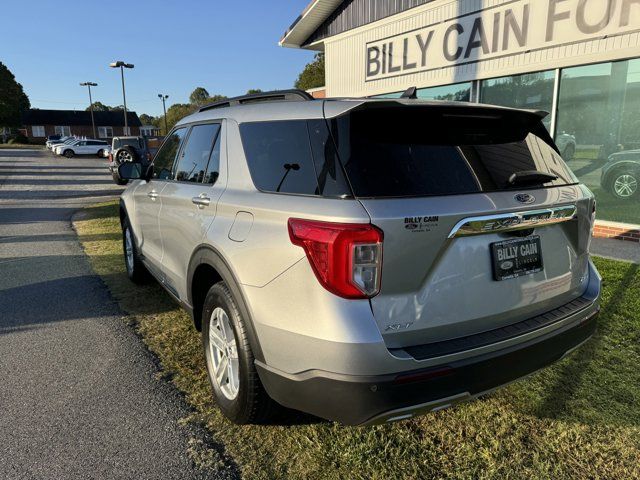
top-left (366, 0), bottom-right (639, 80)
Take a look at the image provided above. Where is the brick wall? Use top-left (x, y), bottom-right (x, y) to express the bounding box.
top-left (25, 124), bottom-right (140, 142)
top-left (593, 220), bottom-right (640, 243)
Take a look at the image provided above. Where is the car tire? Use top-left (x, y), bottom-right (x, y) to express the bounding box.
top-left (112, 172), bottom-right (129, 186)
top-left (562, 144), bottom-right (575, 161)
top-left (121, 216), bottom-right (150, 283)
top-left (608, 169), bottom-right (639, 200)
top-left (97, 149), bottom-right (104, 157)
top-left (63, 149), bottom-right (74, 158)
top-left (202, 281), bottom-right (278, 424)
top-left (116, 146), bottom-right (138, 163)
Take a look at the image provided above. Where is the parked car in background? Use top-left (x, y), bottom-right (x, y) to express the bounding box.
top-left (108, 136), bottom-right (150, 185)
top-left (46, 134), bottom-right (62, 143)
top-left (46, 136), bottom-right (75, 150)
top-left (54, 139), bottom-right (108, 158)
top-left (116, 90), bottom-right (601, 426)
top-left (601, 150), bottom-right (640, 200)
top-left (556, 132), bottom-right (576, 161)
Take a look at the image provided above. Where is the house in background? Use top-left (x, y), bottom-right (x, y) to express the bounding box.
top-left (140, 124), bottom-right (161, 137)
top-left (21, 109), bottom-right (142, 143)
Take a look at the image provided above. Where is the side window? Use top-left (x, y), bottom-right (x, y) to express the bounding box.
top-left (204, 129), bottom-right (222, 184)
top-left (239, 120), bottom-right (319, 195)
top-left (152, 128), bottom-right (187, 180)
top-left (174, 124), bottom-right (221, 183)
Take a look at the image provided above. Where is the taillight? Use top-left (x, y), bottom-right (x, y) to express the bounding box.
top-left (288, 218), bottom-right (383, 299)
top-left (108, 152), bottom-right (113, 162)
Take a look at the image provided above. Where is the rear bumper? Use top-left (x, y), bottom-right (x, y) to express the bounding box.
top-left (256, 306), bottom-right (598, 425)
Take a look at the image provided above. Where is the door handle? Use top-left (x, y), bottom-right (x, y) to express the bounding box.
top-left (192, 193), bottom-right (211, 208)
top-left (147, 190), bottom-right (159, 200)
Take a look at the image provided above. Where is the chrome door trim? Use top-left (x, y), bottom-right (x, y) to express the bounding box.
top-left (448, 205), bottom-right (577, 238)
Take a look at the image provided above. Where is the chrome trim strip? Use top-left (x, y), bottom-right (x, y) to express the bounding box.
top-left (448, 205), bottom-right (578, 238)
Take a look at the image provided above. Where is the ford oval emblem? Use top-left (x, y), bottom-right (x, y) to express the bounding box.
top-left (500, 260), bottom-right (514, 270)
top-left (515, 193), bottom-right (535, 204)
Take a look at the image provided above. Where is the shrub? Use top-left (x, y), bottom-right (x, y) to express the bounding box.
top-left (8, 133), bottom-right (28, 144)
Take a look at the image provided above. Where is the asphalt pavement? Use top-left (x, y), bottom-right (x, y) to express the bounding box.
top-left (0, 149), bottom-right (231, 479)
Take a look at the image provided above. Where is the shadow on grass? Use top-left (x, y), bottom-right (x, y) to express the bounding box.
top-left (532, 262), bottom-right (639, 424)
top-left (0, 232), bottom-right (122, 243)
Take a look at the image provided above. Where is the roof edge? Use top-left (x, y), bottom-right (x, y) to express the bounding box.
top-left (280, 0), bottom-right (342, 49)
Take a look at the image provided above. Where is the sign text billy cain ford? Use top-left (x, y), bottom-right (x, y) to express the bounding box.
top-left (366, 0), bottom-right (640, 80)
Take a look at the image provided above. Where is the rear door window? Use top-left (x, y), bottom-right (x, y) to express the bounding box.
top-left (203, 129), bottom-right (222, 185)
top-left (174, 123), bottom-right (220, 183)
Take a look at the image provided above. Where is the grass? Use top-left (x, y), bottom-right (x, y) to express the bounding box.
top-left (0, 143), bottom-right (44, 149)
top-left (74, 201), bottom-right (640, 479)
top-left (591, 187), bottom-right (640, 225)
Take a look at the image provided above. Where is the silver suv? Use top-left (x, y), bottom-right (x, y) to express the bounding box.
top-left (117, 90), bottom-right (601, 426)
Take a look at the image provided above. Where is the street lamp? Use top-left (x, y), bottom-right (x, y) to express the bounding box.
top-left (158, 94), bottom-right (169, 135)
top-left (80, 82), bottom-right (98, 138)
top-left (109, 61), bottom-right (134, 132)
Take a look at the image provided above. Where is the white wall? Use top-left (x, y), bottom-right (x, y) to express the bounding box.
top-left (321, 0), bottom-right (640, 97)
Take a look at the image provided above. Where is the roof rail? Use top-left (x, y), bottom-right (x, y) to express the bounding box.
top-left (198, 89), bottom-right (314, 112)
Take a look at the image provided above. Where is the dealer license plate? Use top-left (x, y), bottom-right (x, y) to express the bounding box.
top-left (491, 236), bottom-right (543, 281)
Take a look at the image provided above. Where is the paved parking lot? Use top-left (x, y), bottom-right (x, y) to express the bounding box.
top-left (0, 149), bottom-right (225, 479)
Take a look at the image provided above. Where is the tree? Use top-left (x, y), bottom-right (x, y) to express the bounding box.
top-left (189, 87), bottom-right (210, 105)
top-left (246, 89), bottom-right (263, 95)
top-left (86, 101), bottom-right (112, 112)
top-left (294, 53), bottom-right (325, 91)
top-left (162, 103), bottom-right (198, 131)
top-left (0, 62), bottom-right (30, 129)
top-left (139, 113), bottom-right (156, 126)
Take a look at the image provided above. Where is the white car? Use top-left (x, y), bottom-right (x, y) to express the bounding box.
top-left (54, 139), bottom-right (109, 158)
top-left (46, 136), bottom-right (75, 150)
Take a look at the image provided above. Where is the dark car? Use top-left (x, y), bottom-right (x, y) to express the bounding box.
top-left (601, 150), bottom-right (640, 200)
top-left (108, 136), bottom-right (150, 185)
top-left (47, 134), bottom-right (62, 142)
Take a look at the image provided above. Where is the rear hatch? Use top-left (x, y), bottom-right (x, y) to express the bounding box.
top-left (326, 101), bottom-right (595, 349)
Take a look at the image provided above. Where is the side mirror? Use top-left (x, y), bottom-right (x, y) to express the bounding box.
top-left (118, 162), bottom-right (151, 181)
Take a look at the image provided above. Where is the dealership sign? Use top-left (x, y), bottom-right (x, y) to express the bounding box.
top-left (366, 0), bottom-right (640, 81)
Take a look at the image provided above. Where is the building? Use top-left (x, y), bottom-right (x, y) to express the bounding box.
top-left (140, 124), bottom-right (161, 137)
top-left (22, 109), bottom-right (142, 143)
top-left (281, 0), bottom-right (640, 237)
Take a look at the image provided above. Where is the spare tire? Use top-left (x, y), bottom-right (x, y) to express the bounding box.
top-left (115, 145), bottom-right (139, 164)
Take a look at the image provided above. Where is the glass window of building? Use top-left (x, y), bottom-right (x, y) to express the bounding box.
top-left (480, 71), bottom-right (555, 130)
top-left (417, 82), bottom-right (471, 101)
top-left (555, 59), bottom-right (640, 225)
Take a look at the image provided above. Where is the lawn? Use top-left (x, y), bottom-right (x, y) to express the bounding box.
top-left (74, 201), bottom-right (640, 479)
top-left (0, 143), bottom-right (44, 149)
top-left (591, 187), bottom-right (640, 226)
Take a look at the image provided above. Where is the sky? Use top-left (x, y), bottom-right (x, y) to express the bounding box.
top-left (0, 0), bottom-right (315, 117)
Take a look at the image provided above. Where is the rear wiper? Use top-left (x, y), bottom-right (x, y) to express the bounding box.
top-left (508, 170), bottom-right (558, 187)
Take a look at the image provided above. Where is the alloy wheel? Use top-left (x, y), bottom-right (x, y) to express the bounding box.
top-left (613, 174), bottom-right (638, 198)
top-left (118, 150), bottom-right (133, 162)
top-left (208, 307), bottom-right (240, 400)
top-left (124, 227), bottom-right (134, 273)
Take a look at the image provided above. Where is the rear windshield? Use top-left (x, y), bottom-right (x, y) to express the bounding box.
top-left (329, 105), bottom-right (577, 198)
top-left (114, 137), bottom-right (144, 149)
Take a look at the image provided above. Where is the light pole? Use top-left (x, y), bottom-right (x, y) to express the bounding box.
top-left (80, 82), bottom-right (98, 138)
top-left (109, 61), bottom-right (134, 133)
top-left (158, 94), bottom-right (169, 135)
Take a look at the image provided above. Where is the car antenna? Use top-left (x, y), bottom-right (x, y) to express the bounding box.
top-left (400, 87), bottom-right (418, 99)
